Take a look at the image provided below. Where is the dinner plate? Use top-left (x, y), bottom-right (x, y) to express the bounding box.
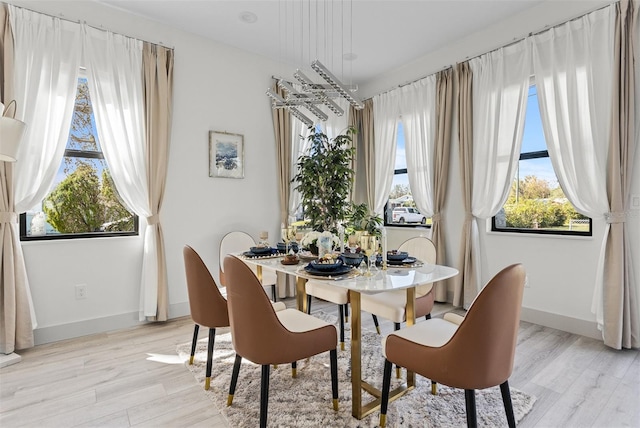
top-left (243, 248), bottom-right (277, 258)
top-left (304, 264), bottom-right (353, 277)
top-left (387, 256), bottom-right (417, 266)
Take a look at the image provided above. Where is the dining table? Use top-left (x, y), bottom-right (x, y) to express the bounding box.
top-left (236, 251), bottom-right (459, 420)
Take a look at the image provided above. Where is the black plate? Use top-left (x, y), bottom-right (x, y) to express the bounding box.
top-left (243, 248), bottom-right (277, 258)
top-left (250, 246), bottom-right (273, 254)
top-left (309, 258), bottom-right (344, 271)
top-left (387, 256), bottom-right (417, 265)
top-left (304, 264), bottom-right (353, 276)
top-left (387, 251), bottom-right (409, 261)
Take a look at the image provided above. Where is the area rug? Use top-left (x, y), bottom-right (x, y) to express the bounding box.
top-left (176, 314), bottom-right (536, 427)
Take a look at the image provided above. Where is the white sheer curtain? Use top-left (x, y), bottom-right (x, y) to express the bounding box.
top-left (82, 26), bottom-right (155, 321)
top-left (400, 75), bottom-right (438, 219)
top-left (10, 6), bottom-right (81, 213)
top-left (320, 98), bottom-right (350, 139)
top-left (531, 7), bottom-right (616, 335)
top-left (465, 39), bottom-right (531, 304)
top-left (372, 91), bottom-right (401, 216)
top-left (289, 119), bottom-right (312, 220)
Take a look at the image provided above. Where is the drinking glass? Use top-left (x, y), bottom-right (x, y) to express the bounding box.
top-left (347, 234), bottom-right (358, 254)
top-left (281, 227), bottom-right (289, 253)
top-left (359, 235), bottom-right (377, 276)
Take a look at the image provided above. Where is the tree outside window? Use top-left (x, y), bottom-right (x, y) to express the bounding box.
top-left (20, 76), bottom-right (137, 240)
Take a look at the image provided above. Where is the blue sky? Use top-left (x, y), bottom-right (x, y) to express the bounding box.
top-left (392, 84), bottom-right (559, 195)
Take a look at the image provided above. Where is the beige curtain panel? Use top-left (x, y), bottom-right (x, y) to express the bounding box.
top-left (271, 81), bottom-right (292, 227)
top-left (142, 42), bottom-right (174, 321)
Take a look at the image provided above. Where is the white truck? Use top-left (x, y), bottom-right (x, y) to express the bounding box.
top-left (392, 207), bottom-right (427, 224)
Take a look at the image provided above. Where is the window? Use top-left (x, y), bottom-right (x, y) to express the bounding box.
top-left (491, 84), bottom-right (591, 236)
top-left (20, 75), bottom-right (138, 241)
top-left (384, 121), bottom-right (431, 227)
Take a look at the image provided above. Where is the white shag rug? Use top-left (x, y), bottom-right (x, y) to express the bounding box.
top-left (176, 314), bottom-right (536, 427)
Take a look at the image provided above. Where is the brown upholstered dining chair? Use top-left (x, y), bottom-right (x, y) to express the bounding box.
top-left (223, 255), bottom-right (339, 428)
top-left (379, 264), bottom-right (526, 428)
top-left (183, 245), bottom-right (230, 391)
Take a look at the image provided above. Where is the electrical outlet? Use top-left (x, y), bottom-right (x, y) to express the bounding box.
top-left (75, 284), bottom-right (87, 300)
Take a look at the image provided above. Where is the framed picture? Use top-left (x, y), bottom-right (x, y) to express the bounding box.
top-left (209, 131), bottom-right (244, 179)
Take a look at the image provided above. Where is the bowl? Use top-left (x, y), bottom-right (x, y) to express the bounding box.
top-left (340, 252), bottom-right (365, 267)
top-left (309, 258), bottom-right (344, 271)
top-left (387, 250), bottom-right (409, 262)
top-left (250, 246), bottom-right (272, 255)
top-left (277, 242), bottom-right (299, 253)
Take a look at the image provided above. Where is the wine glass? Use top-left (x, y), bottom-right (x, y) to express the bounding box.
top-left (359, 235), bottom-right (377, 276)
top-left (281, 226), bottom-right (290, 253)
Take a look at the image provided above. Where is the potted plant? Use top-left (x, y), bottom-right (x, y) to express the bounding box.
top-left (293, 127), bottom-right (356, 235)
top-left (346, 202), bottom-right (383, 237)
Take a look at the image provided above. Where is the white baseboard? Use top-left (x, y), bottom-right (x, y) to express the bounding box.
top-left (33, 302), bottom-right (190, 346)
top-left (0, 352), bottom-right (22, 368)
top-left (519, 307), bottom-right (602, 340)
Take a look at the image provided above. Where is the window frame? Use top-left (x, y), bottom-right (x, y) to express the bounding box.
top-left (490, 84), bottom-right (592, 237)
top-left (19, 75), bottom-right (139, 242)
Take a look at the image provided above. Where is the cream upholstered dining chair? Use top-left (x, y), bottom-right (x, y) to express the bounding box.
top-left (378, 264), bottom-right (526, 428)
top-left (361, 236), bottom-right (437, 334)
top-left (183, 245), bottom-right (229, 391)
top-left (223, 255), bottom-right (339, 428)
top-left (219, 231), bottom-right (278, 301)
top-left (305, 279), bottom-right (350, 350)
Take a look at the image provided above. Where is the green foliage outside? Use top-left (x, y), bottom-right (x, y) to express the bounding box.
top-left (501, 175), bottom-right (587, 230)
top-left (42, 78), bottom-right (133, 234)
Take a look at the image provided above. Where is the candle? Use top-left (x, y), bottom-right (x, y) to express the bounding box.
top-left (338, 224), bottom-right (345, 253)
top-left (381, 226), bottom-right (387, 269)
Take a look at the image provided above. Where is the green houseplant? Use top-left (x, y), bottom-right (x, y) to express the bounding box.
top-left (293, 127), bottom-right (356, 234)
top-left (346, 202), bottom-right (382, 237)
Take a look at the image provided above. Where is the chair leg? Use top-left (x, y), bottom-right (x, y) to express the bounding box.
top-left (431, 380), bottom-right (438, 395)
top-left (227, 354), bottom-right (242, 406)
top-left (291, 361), bottom-right (297, 378)
top-left (189, 324), bottom-right (199, 365)
top-left (425, 313), bottom-right (431, 320)
top-left (204, 328), bottom-right (216, 390)
top-left (338, 305), bottom-right (345, 351)
top-left (379, 359), bottom-right (393, 427)
top-left (306, 295), bottom-right (312, 314)
top-left (464, 389), bottom-right (477, 428)
top-left (271, 284), bottom-right (277, 302)
top-left (260, 364), bottom-right (270, 428)
top-left (394, 323), bottom-right (402, 379)
top-left (345, 302), bottom-right (349, 323)
top-left (500, 380), bottom-right (516, 428)
top-left (330, 349), bottom-right (338, 411)
top-left (372, 315), bottom-right (380, 334)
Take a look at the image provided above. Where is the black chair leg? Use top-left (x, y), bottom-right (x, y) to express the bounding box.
top-left (189, 324), bottom-right (199, 365)
top-left (500, 380), bottom-right (516, 428)
top-left (205, 328), bottom-right (216, 390)
top-left (227, 354), bottom-right (242, 406)
top-left (260, 364), bottom-right (270, 428)
top-left (464, 389), bottom-right (477, 428)
top-left (345, 303), bottom-right (349, 322)
top-left (338, 305), bottom-right (345, 350)
top-left (271, 284), bottom-right (277, 302)
top-left (379, 359), bottom-right (393, 427)
top-left (394, 323), bottom-right (402, 378)
top-left (372, 315), bottom-right (380, 334)
top-left (330, 349), bottom-right (338, 411)
top-left (306, 295), bottom-right (312, 314)
top-left (425, 313), bottom-right (431, 320)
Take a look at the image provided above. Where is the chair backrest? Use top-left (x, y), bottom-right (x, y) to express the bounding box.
top-left (183, 245), bottom-right (229, 328)
top-left (223, 255), bottom-right (294, 364)
top-left (398, 236), bottom-right (436, 295)
top-left (219, 231), bottom-right (256, 286)
top-left (440, 264), bottom-right (525, 389)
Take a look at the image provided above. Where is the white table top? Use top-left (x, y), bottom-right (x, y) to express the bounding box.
top-left (237, 254), bottom-right (459, 295)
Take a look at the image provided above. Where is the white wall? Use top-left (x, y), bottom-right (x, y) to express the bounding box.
top-left (11, 0), bottom-right (638, 344)
top-left (11, 0), bottom-right (283, 344)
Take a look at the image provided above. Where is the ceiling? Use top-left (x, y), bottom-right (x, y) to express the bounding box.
top-left (96, 0), bottom-right (603, 86)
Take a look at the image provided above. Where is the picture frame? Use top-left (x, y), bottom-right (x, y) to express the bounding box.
top-left (209, 131), bottom-right (244, 179)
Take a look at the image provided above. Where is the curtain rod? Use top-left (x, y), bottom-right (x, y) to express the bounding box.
top-left (5, 2), bottom-right (175, 50)
top-left (366, 0), bottom-right (616, 102)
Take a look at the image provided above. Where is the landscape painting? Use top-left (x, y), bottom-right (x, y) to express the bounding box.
top-left (209, 131), bottom-right (244, 179)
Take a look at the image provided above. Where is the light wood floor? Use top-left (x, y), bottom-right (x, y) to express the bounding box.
top-left (1, 297), bottom-right (638, 427)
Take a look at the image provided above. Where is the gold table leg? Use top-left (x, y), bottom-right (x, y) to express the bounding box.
top-left (350, 287), bottom-right (417, 420)
top-left (296, 276), bottom-right (307, 313)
